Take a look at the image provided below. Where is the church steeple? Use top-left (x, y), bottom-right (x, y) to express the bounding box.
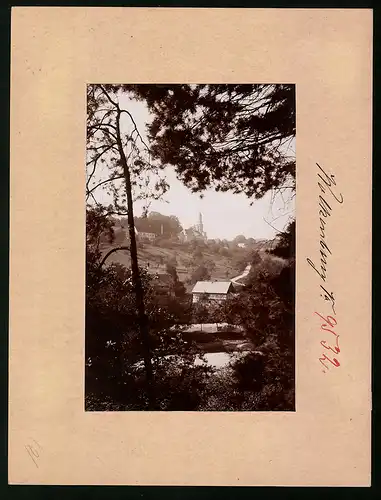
top-left (198, 212), bottom-right (203, 233)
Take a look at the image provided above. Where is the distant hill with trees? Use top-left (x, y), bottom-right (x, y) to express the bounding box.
top-left (110, 211), bottom-right (182, 238)
top-left (97, 210), bottom-right (280, 288)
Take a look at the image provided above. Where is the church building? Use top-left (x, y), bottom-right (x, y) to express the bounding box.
top-left (179, 212), bottom-right (208, 242)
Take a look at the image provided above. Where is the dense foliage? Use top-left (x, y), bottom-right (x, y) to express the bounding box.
top-left (86, 208), bottom-right (295, 411)
top-left (125, 84), bottom-right (295, 199)
top-left (86, 207), bottom-right (213, 410)
top-left (86, 83), bottom-right (295, 411)
top-left (132, 212), bottom-right (183, 237)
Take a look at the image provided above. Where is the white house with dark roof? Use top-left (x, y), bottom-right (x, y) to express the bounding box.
top-left (191, 281), bottom-right (235, 304)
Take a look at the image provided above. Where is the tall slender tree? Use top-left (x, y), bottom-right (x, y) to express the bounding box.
top-left (86, 84), bottom-right (168, 408)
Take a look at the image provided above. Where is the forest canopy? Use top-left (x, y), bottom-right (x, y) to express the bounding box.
top-left (123, 84), bottom-right (295, 200)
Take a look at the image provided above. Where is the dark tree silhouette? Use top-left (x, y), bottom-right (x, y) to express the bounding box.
top-left (87, 84), bottom-right (169, 409)
top-left (125, 84), bottom-right (295, 199)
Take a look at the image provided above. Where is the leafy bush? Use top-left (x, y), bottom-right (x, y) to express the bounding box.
top-left (86, 208), bottom-right (295, 412)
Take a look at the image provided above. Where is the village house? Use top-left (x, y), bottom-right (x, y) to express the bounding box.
top-left (133, 220), bottom-right (165, 243)
top-left (137, 230), bottom-right (156, 242)
top-left (191, 281), bottom-right (235, 304)
top-left (123, 226), bottom-right (156, 243)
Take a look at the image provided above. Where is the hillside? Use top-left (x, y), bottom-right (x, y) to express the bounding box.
top-left (100, 240), bottom-right (242, 285)
top-left (99, 224), bottom-right (282, 293)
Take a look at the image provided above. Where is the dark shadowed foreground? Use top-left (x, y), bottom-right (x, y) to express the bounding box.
top-left (85, 209), bottom-right (295, 411)
top-left (85, 84), bottom-right (295, 411)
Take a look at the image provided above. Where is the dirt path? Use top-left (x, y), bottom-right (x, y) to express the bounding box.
top-left (230, 264), bottom-right (251, 284)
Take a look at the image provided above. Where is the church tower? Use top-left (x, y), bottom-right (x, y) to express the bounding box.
top-left (198, 212), bottom-right (204, 234)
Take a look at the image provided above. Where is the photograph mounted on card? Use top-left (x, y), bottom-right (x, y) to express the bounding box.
top-left (9, 7), bottom-right (372, 486)
top-left (85, 83), bottom-right (296, 412)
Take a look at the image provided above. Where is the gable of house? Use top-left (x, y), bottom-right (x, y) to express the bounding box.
top-left (192, 281), bottom-right (234, 295)
top-left (191, 281), bottom-right (235, 302)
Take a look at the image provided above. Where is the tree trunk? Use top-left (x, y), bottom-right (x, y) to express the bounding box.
top-left (116, 110), bottom-right (155, 409)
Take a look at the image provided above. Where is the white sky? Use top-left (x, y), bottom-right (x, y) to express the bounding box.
top-left (92, 91), bottom-right (295, 241)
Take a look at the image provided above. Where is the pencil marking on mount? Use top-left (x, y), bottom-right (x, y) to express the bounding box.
top-left (24, 438), bottom-right (43, 468)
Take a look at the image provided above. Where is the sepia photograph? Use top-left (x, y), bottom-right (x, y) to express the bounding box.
top-left (85, 84), bottom-right (296, 411)
top-left (9, 7), bottom-right (371, 486)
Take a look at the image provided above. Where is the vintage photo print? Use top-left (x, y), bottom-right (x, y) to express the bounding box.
top-left (9, 8), bottom-right (371, 486)
top-left (85, 84), bottom-right (295, 412)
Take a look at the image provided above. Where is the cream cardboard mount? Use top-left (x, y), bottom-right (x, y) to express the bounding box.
top-left (9, 8), bottom-right (372, 486)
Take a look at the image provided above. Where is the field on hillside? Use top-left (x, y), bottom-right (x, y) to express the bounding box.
top-left (100, 241), bottom-right (242, 284)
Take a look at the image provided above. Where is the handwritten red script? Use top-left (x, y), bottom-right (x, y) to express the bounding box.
top-left (315, 312), bottom-right (340, 373)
